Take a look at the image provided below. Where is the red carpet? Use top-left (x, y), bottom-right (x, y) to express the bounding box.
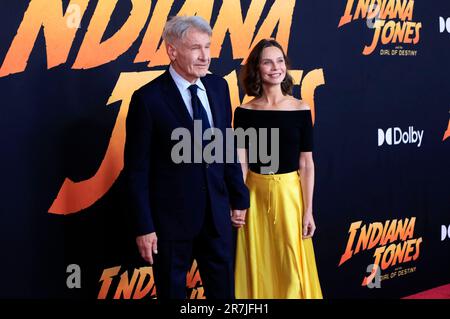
top-left (403, 284), bottom-right (450, 299)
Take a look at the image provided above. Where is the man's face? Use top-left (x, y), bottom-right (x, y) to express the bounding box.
top-left (167, 28), bottom-right (211, 83)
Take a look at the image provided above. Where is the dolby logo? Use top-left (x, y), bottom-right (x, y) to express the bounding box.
top-left (378, 126), bottom-right (424, 147)
top-left (442, 225), bottom-right (450, 241)
top-left (439, 17), bottom-right (450, 33)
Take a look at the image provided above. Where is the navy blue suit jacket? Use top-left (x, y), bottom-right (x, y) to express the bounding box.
top-left (124, 70), bottom-right (249, 240)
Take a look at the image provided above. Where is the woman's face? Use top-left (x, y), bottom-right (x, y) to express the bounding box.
top-left (258, 46), bottom-right (287, 86)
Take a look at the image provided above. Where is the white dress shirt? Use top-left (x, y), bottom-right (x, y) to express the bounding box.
top-left (169, 65), bottom-right (214, 128)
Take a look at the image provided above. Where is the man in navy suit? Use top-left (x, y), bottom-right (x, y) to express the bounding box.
top-left (124, 16), bottom-right (249, 299)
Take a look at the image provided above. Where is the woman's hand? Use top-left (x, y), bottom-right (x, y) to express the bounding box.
top-left (302, 212), bottom-right (316, 239)
top-left (231, 209), bottom-right (247, 228)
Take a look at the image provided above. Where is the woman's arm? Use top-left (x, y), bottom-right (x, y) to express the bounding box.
top-left (231, 148), bottom-right (249, 228)
top-left (299, 151), bottom-right (316, 238)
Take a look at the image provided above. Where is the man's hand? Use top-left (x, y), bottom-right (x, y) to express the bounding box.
top-left (136, 232), bottom-right (158, 264)
top-left (231, 209), bottom-right (247, 228)
top-left (302, 213), bottom-right (316, 239)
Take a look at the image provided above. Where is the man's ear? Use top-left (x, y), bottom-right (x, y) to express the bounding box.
top-left (166, 42), bottom-right (177, 62)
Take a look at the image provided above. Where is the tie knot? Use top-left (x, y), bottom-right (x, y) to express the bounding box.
top-left (188, 84), bottom-right (198, 96)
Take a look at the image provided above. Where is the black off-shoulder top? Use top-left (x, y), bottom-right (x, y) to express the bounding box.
top-left (233, 106), bottom-right (313, 174)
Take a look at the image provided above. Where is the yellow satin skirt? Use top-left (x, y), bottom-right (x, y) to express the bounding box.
top-left (235, 170), bottom-right (323, 299)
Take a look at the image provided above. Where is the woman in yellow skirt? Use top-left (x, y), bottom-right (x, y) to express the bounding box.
top-left (232, 39), bottom-right (323, 299)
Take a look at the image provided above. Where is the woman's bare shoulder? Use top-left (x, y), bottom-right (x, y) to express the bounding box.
top-left (287, 96), bottom-right (310, 110)
top-left (238, 98), bottom-right (260, 110)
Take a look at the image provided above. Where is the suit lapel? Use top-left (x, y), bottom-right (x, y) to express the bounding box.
top-left (161, 70), bottom-right (194, 130)
top-left (202, 77), bottom-right (224, 132)
top-left (161, 71), bottom-right (225, 132)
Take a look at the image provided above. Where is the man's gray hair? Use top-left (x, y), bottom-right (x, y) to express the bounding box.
top-left (162, 16), bottom-right (212, 44)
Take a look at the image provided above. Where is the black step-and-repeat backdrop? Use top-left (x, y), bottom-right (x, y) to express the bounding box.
top-left (0, 0), bottom-right (449, 298)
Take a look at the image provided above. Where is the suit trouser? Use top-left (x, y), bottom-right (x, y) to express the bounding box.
top-left (152, 202), bottom-right (234, 299)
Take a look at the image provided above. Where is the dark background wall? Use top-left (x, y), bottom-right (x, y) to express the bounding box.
top-left (0, 0), bottom-right (448, 298)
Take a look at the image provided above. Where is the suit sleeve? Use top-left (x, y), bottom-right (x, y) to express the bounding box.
top-left (123, 90), bottom-right (155, 236)
top-left (223, 82), bottom-right (250, 210)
